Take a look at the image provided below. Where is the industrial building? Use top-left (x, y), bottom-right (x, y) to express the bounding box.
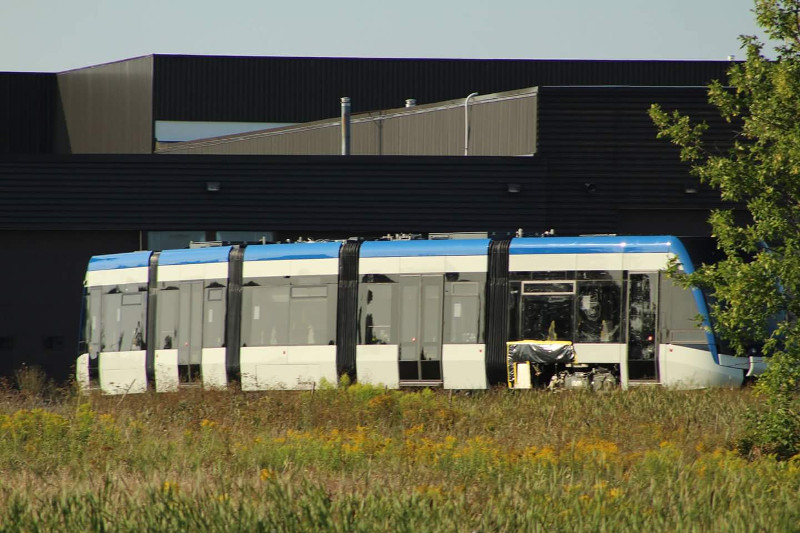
top-left (0, 55), bottom-right (736, 380)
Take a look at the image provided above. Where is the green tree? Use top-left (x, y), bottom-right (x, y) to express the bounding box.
top-left (649, 0), bottom-right (800, 458)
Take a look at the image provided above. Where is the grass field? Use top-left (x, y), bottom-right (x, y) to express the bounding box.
top-left (0, 380), bottom-right (798, 531)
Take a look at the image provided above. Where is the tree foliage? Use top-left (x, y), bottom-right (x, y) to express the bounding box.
top-left (650, 0), bottom-right (800, 457)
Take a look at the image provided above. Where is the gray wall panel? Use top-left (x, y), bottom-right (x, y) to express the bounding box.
top-left (157, 89), bottom-right (537, 156)
top-left (55, 56), bottom-right (153, 153)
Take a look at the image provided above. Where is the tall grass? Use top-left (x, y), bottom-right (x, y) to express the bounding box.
top-left (0, 384), bottom-right (797, 531)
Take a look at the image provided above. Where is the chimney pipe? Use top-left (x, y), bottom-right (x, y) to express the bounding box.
top-left (341, 97), bottom-right (351, 155)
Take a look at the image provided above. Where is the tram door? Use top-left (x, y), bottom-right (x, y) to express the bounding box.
top-left (627, 272), bottom-right (659, 381)
top-left (399, 275), bottom-right (444, 383)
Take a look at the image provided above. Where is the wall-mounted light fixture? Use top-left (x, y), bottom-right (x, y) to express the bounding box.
top-left (584, 182), bottom-right (597, 193)
top-left (206, 181), bottom-right (221, 192)
top-left (684, 186), bottom-right (698, 194)
top-left (507, 183), bottom-right (522, 194)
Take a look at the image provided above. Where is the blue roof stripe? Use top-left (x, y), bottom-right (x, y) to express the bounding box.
top-left (88, 251), bottom-right (152, 271)
top-left (360, 239), bottom-right (491, 258)
top-left (244, 242), bottom-right (342, 261)
top-left (510, 235), bottom-right (683, 255)
top-left (159, 246), bottom-right (232, 266)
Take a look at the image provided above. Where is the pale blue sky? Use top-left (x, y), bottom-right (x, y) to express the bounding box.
top-left (1, 0), bottom-right (768, 73)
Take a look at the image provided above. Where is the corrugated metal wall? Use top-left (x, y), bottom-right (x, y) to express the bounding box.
top-left (535, 86), bottom-right (734, 234)
top-left (55, 56), bottom-right (154, 154)
top-left (0, 152), bottom-right (726, 236)
top-left (157, 88), bottom-right (537, 156)
top-left (152, 56), bottom-right (734, 123)
top-left (0, 155), bottom-right (548, 233)
top-left (0, 73), bottom-right (56, 154)
top-left (21, 55), bottom-right (735, 154)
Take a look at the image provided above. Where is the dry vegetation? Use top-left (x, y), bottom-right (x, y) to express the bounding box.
top-left (0, 373), bottom-right (798, 531)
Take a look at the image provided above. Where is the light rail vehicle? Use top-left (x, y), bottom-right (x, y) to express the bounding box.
top-left (76, 235), bottom-right (766, 394)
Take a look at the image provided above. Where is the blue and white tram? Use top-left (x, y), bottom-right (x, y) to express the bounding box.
top-left (77, 235), bottom-right (765, 393)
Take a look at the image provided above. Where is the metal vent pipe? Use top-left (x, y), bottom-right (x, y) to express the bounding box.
top-left (464, 92), bottom-right (478, 156)
top-left (341, 97), bottom-right (351, 155)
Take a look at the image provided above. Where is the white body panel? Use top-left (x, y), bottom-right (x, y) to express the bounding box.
top-left (510, 254), bottom-right (576, 272)
top-left (659, 344), bottom-right (743, 388)
top-left (359, 255), bottom-right (487, 275)
top-left (717, 352), bottom-right (751, 371)
top-left (442, 344), bottom-right (487, 389)
top-left (747, 356), bottom-right (768, 377)
top-left (573, 343), bottom-right (626, 365)
top-left (202, 347), bottom-right (228, 389)
top-left (155, 349), bottom-right (179, 392)
top-left (243, 258), bottom-right (339, 278)
top-left (86, 267), bottom-right (148, 287)
top-left (240, 345), bottom-right (336, 390)
top-left (99, 350), bottom-right (147, 394)
top-left (76, 353), bottom-right (90, 391)
top-left (623, 253), bottom-right (674, 271)
top-left (157, 262), bottom-right (228, 282)
top-left (356, 344), bottom-right (400, 388)
top-left (515, 362), bottom-right (532, 389)
top-left (509, 253), bottom-right (675, 273)
top-left (576, 253), bottom-right (623, 271)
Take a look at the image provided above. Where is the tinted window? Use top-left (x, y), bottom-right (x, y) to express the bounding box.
top-left (99, 283), bottom-right (147, 352)
top-left (521, 294), bottom-right (574, 341)
top-left (203, 282), bottom-right (227, 348)
top-left (576, 273), bottom-right (622, 343)
top-left (360, 282), bottom-right (396, 345)
top-left (242, 276), bottom-right (337, 347)
top-left (444, 280), bottom-right (484, 344)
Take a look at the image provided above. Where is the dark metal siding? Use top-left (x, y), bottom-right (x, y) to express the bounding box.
top-left (0, 73), bottom-right (56, 154)
top-left (535, 86), bottom-right (735, 234)
top-left (0, 155), bottom-right (548, 233)
top-left (0, 153), bottom-right (724, 237)
top-left (153, 55), bottom-right (734, 123)
top-left (55, 56), bottom-right (154, 154)
top-left (537, 86), bottom-right (733, 156)
top-left (0, 230), bottom-right (140, 380)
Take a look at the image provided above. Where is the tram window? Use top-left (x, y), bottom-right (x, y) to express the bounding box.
top-left (523, 282), bottom-right (575, 294)
top-left (422, 282), bottom-right (442, 347)
top-left (242, 278), bottom-right (336, 347)
top-left (399, 283), bottom-right (419, 354)
top-left (445, 281), bottom-right (483, 344)
top-left (289, 286), bottom-right (330, 345)
top-left (519, 271), bottom-right (575, 281)
top-left (576, 281), bottom-right (622, 342)
top-left (100, 283), bottom-right (147, 352)
top-left (361, 283), bottom-right (395, 345)
top-left (203, 282), bottom-right (226, 348)
top-left (521, 295), bottom-right (574, 341)
top-left (157, 287), bottom-right (180, 349)
top-left (290, 286), bottom-right (327, 298)
top-left (83, 288), bottom-right (102, 356)
top-left (122, 294), bottom-right (142, 306)
top-left (242, 285), bottom-right (290, 346)
top-left (659, 278), bottom-right (707, 346)
top-left (628, 274), bottom-right (657, 360)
